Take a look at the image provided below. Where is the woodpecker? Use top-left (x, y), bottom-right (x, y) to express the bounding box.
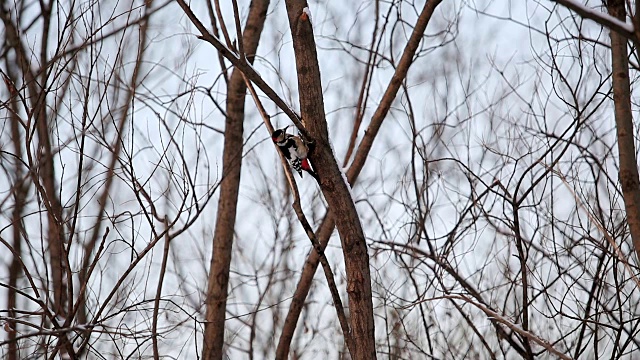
top-left (272, 126), bottom-right (319, 181)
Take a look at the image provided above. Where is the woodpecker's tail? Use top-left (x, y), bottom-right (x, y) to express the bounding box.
top-left (306, 169), bottom-right (319, 182)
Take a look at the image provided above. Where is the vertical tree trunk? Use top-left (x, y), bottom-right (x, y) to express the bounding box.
top-left (283, 1), bottom-right (377, 359)
top-left (202, 1), bottom-right (270, 358)
top-left (607, 0), bottom-right (640, 262)
top-left (276, 1), bottom-right (441, 356)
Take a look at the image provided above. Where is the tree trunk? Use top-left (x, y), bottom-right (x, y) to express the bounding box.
top-left (276, 1), bottom-right (442, 356)
top-left (607, 0), bottom-right (640, 263)
top-left (283, 1), bottom-right (377, 358)
top-left (202, 1), bottom-right (270, 359)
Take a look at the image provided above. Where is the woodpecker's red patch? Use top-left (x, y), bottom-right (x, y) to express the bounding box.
top-left (301, 159), bottom-right (312, 171)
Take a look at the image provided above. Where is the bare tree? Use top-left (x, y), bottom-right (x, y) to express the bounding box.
top-left (1, 0), bottom-right (216, 358)
top-left (201, 1), bottom-right (270, 358)
top-left (4, 0), bottom-right (640, 359)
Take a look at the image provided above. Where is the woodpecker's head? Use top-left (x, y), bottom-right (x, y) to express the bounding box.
top-left (271, 126), bottom-right (290, 143)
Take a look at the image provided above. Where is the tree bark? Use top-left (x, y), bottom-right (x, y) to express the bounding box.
top-left (283, 1), bottom-right (377, 359)
top-left (607, 0), bottom-right (640, 263)
top-left (202, 1), bottom-right (270, 359)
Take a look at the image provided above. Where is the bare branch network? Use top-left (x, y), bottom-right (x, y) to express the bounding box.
top-left (1, 0), bottom-right (640, 359)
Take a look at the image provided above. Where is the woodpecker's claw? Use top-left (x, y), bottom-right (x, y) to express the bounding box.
top-left (306, 140), bottom-right (316, 153)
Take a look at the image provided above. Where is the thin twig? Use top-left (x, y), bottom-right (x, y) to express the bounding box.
top-left (231, 0), bottom-right (245, 58)
top-left (152, 218), bottom-right (171, 360)
top-left (213, 0), bottom-right (235, 50)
